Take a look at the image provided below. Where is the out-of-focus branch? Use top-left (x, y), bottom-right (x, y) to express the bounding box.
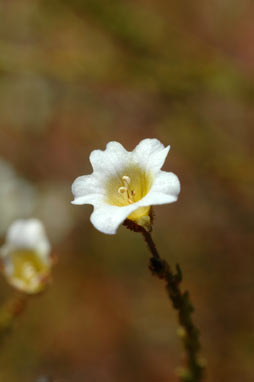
top-left (0, 292), bottom-right (28, 343)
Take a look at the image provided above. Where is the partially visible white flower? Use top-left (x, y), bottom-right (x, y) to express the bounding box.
top-left (0, 219), bottom-right (52, 294)
top-left (71, 138), bottom-right (180, 234)
top-left (0, 159), bottom-right (37, 235)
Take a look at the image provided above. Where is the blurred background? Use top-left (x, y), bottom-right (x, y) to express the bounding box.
top-left (0, 0), bottom-right (253, 381)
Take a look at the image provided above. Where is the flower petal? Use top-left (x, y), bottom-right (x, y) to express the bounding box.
top-left (151, 171), bottom-right (180, 196)
top-left (6, 219), bottom-right (50, 260)
top-left (136, 171), bottom-right (180, 206)
top-left (89, 141), bottom-right (130, 180)
top-left (138, 192), bottom-right (178, 206)
top-left (71, 194), bottom-right (104, 205)
top-left (90, 203), bottom-right (137, 235)
top-left (71, 174), bottom-right (105, 205)
top-left (133, 138), bottom-right (170, 173)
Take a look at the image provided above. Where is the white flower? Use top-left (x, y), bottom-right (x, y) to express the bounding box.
top-left (0, 219), bottom-right (52, 294)
top-left (71, 138), bottom-right (180, 235)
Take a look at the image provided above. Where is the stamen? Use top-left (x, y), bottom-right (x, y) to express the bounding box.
top-left (118, 186), bottom-right (127, 194)
top-left (122, 175), bottom-right (130, 185)
top-left (118, 175), bottom-right (135, 204)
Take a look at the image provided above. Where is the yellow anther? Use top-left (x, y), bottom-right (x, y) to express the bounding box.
top-left (118, 186), bottom-right (128, 194)
top-left (122, 175), bottom-right (131, 185)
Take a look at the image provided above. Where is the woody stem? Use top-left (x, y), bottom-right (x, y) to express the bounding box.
top-left (141, 230), bottom-right (204, 382)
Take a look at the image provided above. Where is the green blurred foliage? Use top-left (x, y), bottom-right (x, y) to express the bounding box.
top-left (0, 0), bottom-right (253, 381)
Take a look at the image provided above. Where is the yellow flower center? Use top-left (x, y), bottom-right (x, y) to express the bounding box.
top-left (106, 165), bottom-right (153, 229)
top-left (7, 249), bottom-right (50, 294)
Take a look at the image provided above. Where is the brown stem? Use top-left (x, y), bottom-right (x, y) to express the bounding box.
top-left (141, 230), bottom-right (204, 382)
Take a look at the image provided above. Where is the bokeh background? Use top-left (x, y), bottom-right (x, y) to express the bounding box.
top-left (0, 0), bottom-right (253, 381)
